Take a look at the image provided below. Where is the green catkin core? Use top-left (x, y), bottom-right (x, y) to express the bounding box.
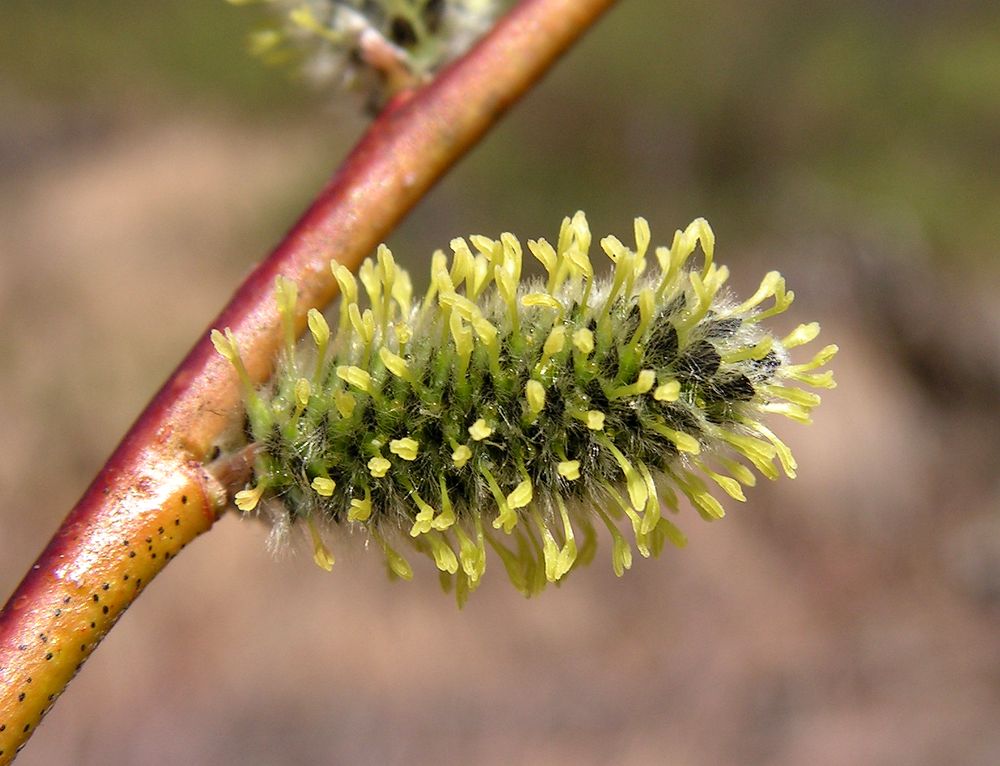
top-left (213, 212), bottom-right (838, 603)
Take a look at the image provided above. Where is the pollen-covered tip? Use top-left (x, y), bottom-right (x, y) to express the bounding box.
top-left (213, 212), bottom-right (836, 603)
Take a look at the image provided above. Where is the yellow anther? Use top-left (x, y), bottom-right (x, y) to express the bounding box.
top-left (600, 234), bottom-right (628, 263)
top-left (306, 517), bottom-right (334, 572)
top-left (426, 533), bottom-right (459, 574)
top-left (685, 217), bottom-right (715, 275)
top-left (450, 312), bottom-right (473, 359)
top-left (469, 234), bottom-right (499, 259)
top-left (751, 422), bottom-right (798, 478)
top-left (494, 264), bottom-right (517, 303)
top-left (358, 260), bottom-right (381, 307)
top-left (469, 419), bottom-right (493, 441)
top-left (455, 517), bottom-right (487, 584)
top-left (234, 484), bottom-right (264, 512)
top-left (311, 476), bottom-right (336, 497)
top-left (452, 444), bottom-right (472, 468)
top-left (649, 422), bottom-right (701, 454)
top-left (429, 250), bottom-right (455, 298)
top-left (274, 274), bottom-right (297, 314)
top-left (720, 457), bottom-right (757, 487)
top-left (431, 478), bottom-right (456, 531)
top-left (594, 505), bottom-right (632, 577)
top-left (211, 327), bottom-right (259, 402)
top-left (408, 490), bottom-right (437, 537)
top-left (572, 328), bottom-right (594, 354)
top-left (553, 496), bottom-right (578, 579)
top-left (391, 269), bottom-right (413, 316)
top-left (586, 410), bottom-right (605, 430)
top-left (787, 344), bottom-right (839, 373)
top-left (376, 243), bottom-right (396, 285)
top-left (506, 479), bottom-right (533, 510)
top-left (209, 328), bottom-right (238, 365)
top-left (564, 242), bottom-right (593, 280)
top-left (449, 237), bottom-right (474, 284)
top-left (557, 460), bottom-right (581, 480)
top-left (375, 534), bottom-right (413, 581)
top-left (782, 322), bottom-right (820, 349)
top-left (471, 315), bottom-right (498, 346)
top-left (368, 455), bottom-right (391, 478)
top-left (334, 390), bottom-right (356, 418)
top-left (294, 378), bottom-right (311, 408)
top-left (790, 370), bottom-right (837, 389)
top-left (601, 480), bottom-right (647, 555)
top-left (331, 262), bottom-right (358, 303)
top-left (336, 365), bottom-right (374, 393)
top-left (526, 380), bottom-right (546, 414)
top-left (348, 304), bottom-right (375, 344)
top-left (389, 437), bottom-right (419, 461)
top-left (348, 488), bottom-right (373, 522)
top-left (634, 216), bottom-right (651, 259)
top-left (307, 308), bottom-right (330, 347)
top-left (481, 465), bottom-right (517, 534)
top-left (531, 508), bottom-right (561, 582)
top-left (527, 238), bottom-right (557, 274)
top-left (635, 369), bottom-right (656, 393)
top-left (609, 369), bottom-right (656, 399)
top-left (542, 324), bottom-right (566, 356)
top-left (698, 464), bottom-right (746, 502)
top-left (735, 271), bottom-right (783, 314)
top-left (710, 426), bottom-right (779, 479)
top-left (677, 472), bottom-right (726, 521)
top-left (501, 232), bottom-right (523, 281)
top-left (654, 380), bottom-right (681, 401)
top-left (379, 347), bottom-right (412, 381)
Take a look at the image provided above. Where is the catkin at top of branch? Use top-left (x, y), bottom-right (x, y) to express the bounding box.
top-left (229, 0), bottom-right (505, 108)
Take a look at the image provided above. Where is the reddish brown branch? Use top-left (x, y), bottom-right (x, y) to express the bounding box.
top-left (0, 0), bottom-right (617, 761)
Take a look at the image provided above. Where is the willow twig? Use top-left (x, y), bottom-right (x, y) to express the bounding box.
top-left (0, 1), bottom-right (617, 761)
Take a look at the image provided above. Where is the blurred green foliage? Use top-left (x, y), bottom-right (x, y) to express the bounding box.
top-left (2, 0), bottom-right (998, 263)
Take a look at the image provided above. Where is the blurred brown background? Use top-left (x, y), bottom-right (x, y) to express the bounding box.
top-left (2, 1), bottom-right (999, 764)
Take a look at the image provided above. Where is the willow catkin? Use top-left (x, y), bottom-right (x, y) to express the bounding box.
top-left (212, 213), bottom-right (837, 604)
